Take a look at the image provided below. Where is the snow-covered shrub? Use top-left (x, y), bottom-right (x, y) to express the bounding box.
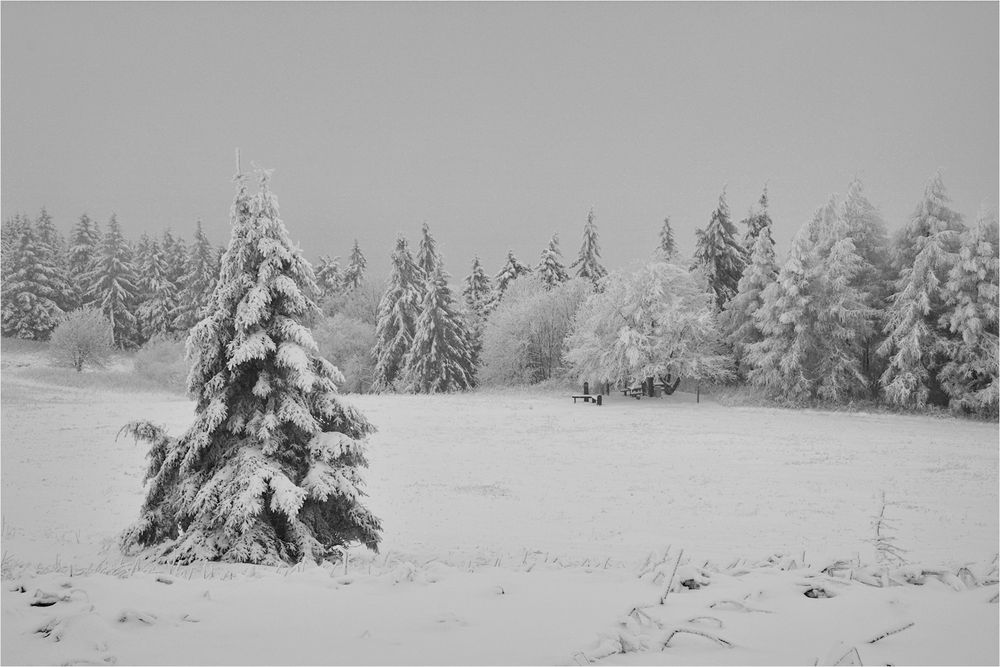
top-left (133, 334), bottom-right (188, 392)
top-left (480, 276), bottom-right (590, 385)
top-left (48, 307), bottom-right (114, 372)
top-left (314, 313), bottom-right (377, 393)
top-left (566, 261), bottom-right (732, 387)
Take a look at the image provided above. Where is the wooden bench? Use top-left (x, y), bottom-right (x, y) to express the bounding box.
top-left (571, 394), bottom-right (603, 405)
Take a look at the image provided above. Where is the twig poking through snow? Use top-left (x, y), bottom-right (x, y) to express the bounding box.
top-left (866, 621), bottom-right (914, 644)
top-left (662, 627), bottom-right (733, 649)
top-left (659, 548), bottom-right (684, 605)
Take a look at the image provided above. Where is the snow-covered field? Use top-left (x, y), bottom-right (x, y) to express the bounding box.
top-left (2, 348), bottom-right (998, 665)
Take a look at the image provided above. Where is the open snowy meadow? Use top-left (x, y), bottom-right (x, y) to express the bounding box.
top-left (1, 344), bottom-right (997, 665)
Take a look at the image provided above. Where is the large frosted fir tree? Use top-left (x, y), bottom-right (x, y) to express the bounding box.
top-left (537, 234), bottom-right (569, 288)
top-left (658, 217), bottom-right (677, 260)
top-left (121, 166), bottom-right (381, 564)
top-left (371, 236), bottom-right (421, 391)
top-left (721, 225), bottom-right (778, 369)
top-left (86, 214), bottom-right (140, 348)
top-left (173, 221), bottom-right (219, 332)
top-left (342, 240), bottom-right (367, 291)
top-left (740, 186), bottom-right (773, 246)
top-left (403, 264), bottom-right (476, 392)
top-left (937, 212), bottom-right (999, 413)
top-left (879, 175), bottom-right (966, 407)
top-left (161, 230), bottom-right (189, 295)
top-left (494, 250), bottom-right (531, 302)
top-left (1, 221), bottom-right (65, 339)
top-left (416, 223), bottom-right (440, 277)
top-left (463, 256), bottom-right (493, 319)
top-left (570, 208), bottom-right (608, 288)
top-left (34, 208), bottom-right (74, 311)
top-left (694, 190), bottom-right (747, 311)
top-left (136, 238), bottom-right (178, 340)
top-left (68, 214), bottom-right (102, 305)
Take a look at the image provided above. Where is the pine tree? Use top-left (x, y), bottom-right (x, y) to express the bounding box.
top-left (161, 229), bottom-right (189, 295)
top-left (0, 220), bottom-right (65, 339)
top-left (68, 213), bottom-right (102, 305)
top-left (342, 240), bottom-right (367, 291)
top-left (494, 250), bottom-right (531, 301)
top-left (879, 175), bottom-right (966, 407)
top-left (694, 190), bottom-right (748, 311)
top-left (416, 223), bottom-right (441, 278)
top-left (173, 221), bottom-right (219, 332)
top-left (1, 213), bottom-right (31, 264)
top-left (136, 238), bottom-right (177, 340)
top-left (120, 165), bottom-right (381, 565)
top-left (403, 264), bottom-right (476, 392)
top-left (658, 217), bottom-right (677, 260)
top-left (86, 214), bottom-right (140, 348)
top-left (740, 186), bottom-right (773, 246)
top-left (570, 208), bottom-right (608, 288)
top-left (936, 211), bottom-right (998, 414)
top-left (33, 207), bottom-right (74, 311)
top-left (314, 256), bottom-right (343, 299)
top-left (537, 234), bottom-right (569, 288)
top-left (463, 256), bottom-right (494, 319)
top-left (371, 236), bottom-right (421, 391)
top-left (722, 225), bottom-right (778, 369)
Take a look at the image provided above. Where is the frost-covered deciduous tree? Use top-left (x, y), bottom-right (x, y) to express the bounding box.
top-left (0, 220), bottom-right (65, 339)
top-left (314, 313), bottom-right (377, 394)
top-left (371, 236), bottom-right (421, 391)
top-left (571, 208), bottom-right (608, 289)
top-left (747, 199), bottom-right (873, 402)
top-left (694, 190), bottom-right (747, 311)
top-left (879, 175), bottom-right (966, 407)
top-left (403, 264), bottom-right (476, 392)
top-left (537, 233), bottom-right (569, 288)
top-left (565, 262), bottom-right (732, 386)
top-left (936, 211), bottom-right (998, 414)
top-left (173, 221), bottom-right (219, 332)
top-left (136, 238), bottom-right (178, 341)
top-left (49, 307), bottom-right (114, 372)
top-left (86, 214), bottom-right (140, 348)
top-left (342, 240), bottom-right (367, 292)
top-left (721, 225), bottom-right (778, 370)
top-left (658, 217), bottom-right (677, 261)
top-left (120, 166), bottom-right (381, 565)
top-left (481, 276), bottom-right (591, 385)
top-left (494, 250), bottom-right (531, 302)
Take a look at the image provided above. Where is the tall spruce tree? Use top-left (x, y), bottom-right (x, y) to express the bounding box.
top-left (173, 221), bottom-right (219, 332)
top-left (416, 223), bottom-right (441, 278)
top-left (658, 217), bottom-right (677, 260)
top-left (463, 256), bottom-right (493, 318)
top-left (34, 207), bottom-right (74, 311)
top-left (136, 238), bottom-right (177, 340)
top-left (694, 190), bottom-right (747, 311)
top-left (371, 236), bottom-right (421, 391)
top-left (937, 211), bottom-right (999, 414)
top-left (403, 263), bottom-right (476, 392)
top-left (120, 165), bottom-right (381, 564)
top-left (722, 225), bottom-right (778, 370)
top-left (86, 214), bottom-right (140, 348)
top-left (879, 175), bottom-right (966, 407)
top-left (537, 234), bottom-right (569, 288)
top-left (0, 220), bottom-right (65, 339)
top-left (740, 186), bottom-right (773, 246)
top-left (314, 256), bottom-right (343, 299)
top-left (161, 229), bottom-right (189, 298)
top-left (342, 240), bottom-right (367, 291)
top-left (570, 208), bottom-right (608, 288)
top-left (494, 250), bottom-right (531, 302)
top-left (68, 213), bottom-right (102, 305)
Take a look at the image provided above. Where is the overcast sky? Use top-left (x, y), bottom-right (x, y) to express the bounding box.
top-left (2, 2), bottom-right (997, 279)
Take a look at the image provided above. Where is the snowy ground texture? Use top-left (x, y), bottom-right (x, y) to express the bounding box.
top-left (2, 345), bottom-right (998, 665)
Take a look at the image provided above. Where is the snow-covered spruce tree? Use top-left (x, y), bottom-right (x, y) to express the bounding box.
top-left (86, 214), bottom-right (140, 348)
top-left (416, 222), bottom-right (441, 278)
top-left (1, 213), bottom-right (31, 262)
top-left (172, 221), bottom-right (219, 332)
top-left (68, 213), bottom-right (102, 306)
top-left (843, 177), bottom-right (893, 393)
top-left (494, 250), bottom-right (531, 303)
top-left (936, 211), bottom-right (999, 414)
top-left (721, 225), bottom-right (778, 371)
top-left (570, 208), bottom-right (608, 289)
top-left (746, 199), bottom-right (872, 402)
top-left (120, 166), bottom-right (381, 564)
top-left (402, 263), bottom-right (476, 392)
top-left (658, 217), bottom-right (677, 260)
top-left (879, 176), bottom-right (966, 407)
top-left (463, 256), bottom-right (494, 319)
top-left (341, 239), bottom-right (367, 291)
top-left (314, 255), bottom-right (344, 300)
top-left (565, 262), bottom-right (732, 386)
top-left (693, 190), bottom-right (747, 311)
top-left (740, 186), bottom-right (773, 246)
top-left (161, 229), bottom-right (189, 295)
top-left (0, 220), bottom-right (65, 339)
top-left (537, 233), bottom-right (569, 288)
top-left (371, 236), bottom-right (421, 391)
top-left (34, 207), bottom-right (74, 312)
top-left (136, 238), bottom-right (178, 341)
